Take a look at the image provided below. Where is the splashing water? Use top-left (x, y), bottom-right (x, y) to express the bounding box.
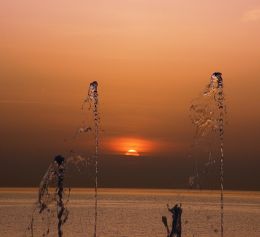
top-left (27, 154), bottom-right (88, 237)
top-left (55, 156), bottom-right (67, 237)
top-left (190, 72), bottom-right (226, 237)
top-left (212, 72), bottom-right (225, 237)
top-left (83, 81), bottom-right (100, 237)
top-left (27, 81), bottom-right (99, 237)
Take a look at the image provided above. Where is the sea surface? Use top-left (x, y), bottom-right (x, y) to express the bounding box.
top-left (0, 188), bottom-right (259, 237)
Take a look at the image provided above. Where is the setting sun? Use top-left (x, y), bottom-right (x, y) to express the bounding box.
top-left (125, 149), bottom-right (140, 157)
top-left (0, 1), bottom-right (260, 236)
top-left (104, 137), bottom-right (159, 156)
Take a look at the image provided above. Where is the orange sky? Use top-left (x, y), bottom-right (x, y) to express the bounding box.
top-left (0, 1), bottom-right (259, 188)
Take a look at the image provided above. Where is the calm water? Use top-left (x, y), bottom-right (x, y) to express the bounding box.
top-left (0, 188), bottom-right (259, 237)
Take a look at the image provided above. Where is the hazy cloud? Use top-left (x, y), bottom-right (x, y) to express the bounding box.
top-left (242, 8), bottom-right (260, 22)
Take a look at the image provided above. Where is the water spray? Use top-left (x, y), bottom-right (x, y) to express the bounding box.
top-left (211, 72), bottom-right (225, 237)
top-left (27, 154), bottom-right (88, 237)
top-left (54, 155), bottom-right (67, 237)
top-left (85, 81), bottom-right (99, 237)
top-left (27, 81), bottom-right (97, 237)
top-left (190, 72), bottom-right (226, 237)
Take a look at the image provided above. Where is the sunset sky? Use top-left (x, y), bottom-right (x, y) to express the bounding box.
top-left (0, 1), bottom-right (259, 190)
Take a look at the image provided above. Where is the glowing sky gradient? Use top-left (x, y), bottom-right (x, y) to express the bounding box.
top-left (0, 1), bottom-right (259, 189)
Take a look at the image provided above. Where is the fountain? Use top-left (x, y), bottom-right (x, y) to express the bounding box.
top-left (27, 154), bottom-right (88, 237)
top-left (27, 81), bottom-right (99, 237)
top-left (82, 81), bottom-right (100, 237)
top-left (189, 72), bottom-right (226, 237)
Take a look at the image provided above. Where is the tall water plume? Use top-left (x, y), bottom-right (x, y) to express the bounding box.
top-left (83, 81), bottom-right (99, 237)
top-left (27, 154), bottom-right (88, 237)
top-left (189, 72), bottom-right (226, 237)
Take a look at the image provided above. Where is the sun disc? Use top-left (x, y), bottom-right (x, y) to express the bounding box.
top-left (125, 149), bottom-right (140, 156)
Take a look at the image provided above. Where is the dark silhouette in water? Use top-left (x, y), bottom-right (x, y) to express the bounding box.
top-left (162, 216), bottom-right (170, 236)
top-left (162, 204), bottom-right (183, 237)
